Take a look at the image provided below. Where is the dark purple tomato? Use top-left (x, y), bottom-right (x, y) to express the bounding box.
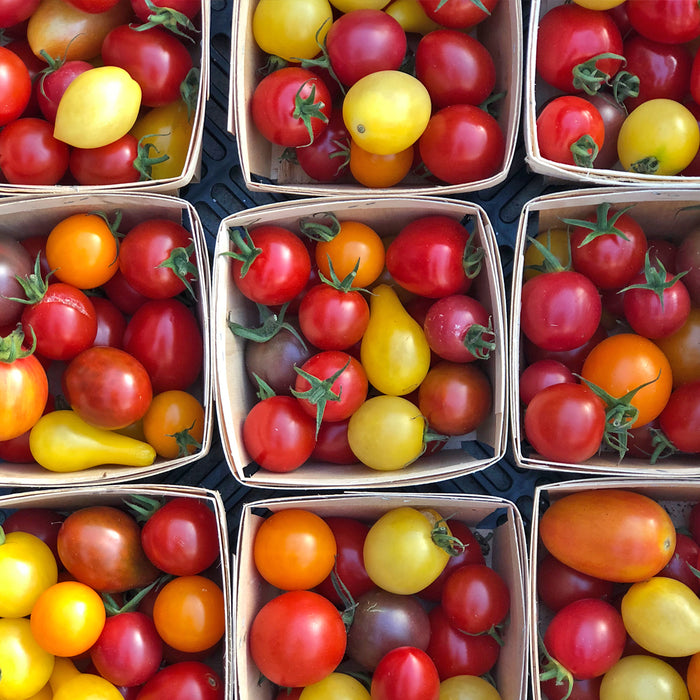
top-left (0, 234), bottom-right (33, 326)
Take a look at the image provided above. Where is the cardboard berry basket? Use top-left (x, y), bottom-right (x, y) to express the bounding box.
top-left (212, 195), bottom-right (508, 489)
top-left (235, 492), bottom-right (528, 700)
top-left (509, 187), bottom-right (699, 475)
top-left (0, 483), bottom-right (233, 699)
top-left (524, 0), bottom-right (700, 187)
top-left (228, 0), bottom-right (522, 196)
top-left (529, 478), bottom-right (700, 700)
top-left (0, 192), bottom-right (213, 487)
top-left (0, 0), bottom-right (210, 195)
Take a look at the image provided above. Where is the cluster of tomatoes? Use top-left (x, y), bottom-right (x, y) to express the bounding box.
top-left (249, 0), bottom-right (506, 187)
top-left (227, 211), bottom-right (495, 473)
top-left (535, 488), bottom-right (700, 700)
top-left (0, 211), bottom-right (205, 472)
top-left (518, 202), bottom-right (700, 465)
top-left (247, 506), bottom-right (509, 700)
top-left (0, 0), bottom-right (200, 186)
top-left (0, 496), bottom-right (226, 700)
top-left (534, 0), bottom-right (700, 175)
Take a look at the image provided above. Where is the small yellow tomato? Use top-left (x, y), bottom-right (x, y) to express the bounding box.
top-left (523, 228), bottom-right (572, 280)
top-left (130, 99), bottom-right (194, 181)
top-left (252, 0), bottom-right (333, 62)
top-left (54, 66), bottom-right (142, 149)
top-left (440, 675), bottom-right (503, 700)
top-left (617, 99), bottom-right (700, 176)
top-left (600, 655), bottom-right (689, 700)
top-left (343, 70), bottom-right (431, 155)
top-left (53, 674), bottom-right (123, 700)
top-left (300, 672), bottom-right (371, 700)
top-left (347, 395), bottom-right (426, 471)
top-left (0, 618), bottom-right (55, 700)
top-left (0, 530), bottom-right (58, 618)
top-left (384, 0), bottom-right (442, 33)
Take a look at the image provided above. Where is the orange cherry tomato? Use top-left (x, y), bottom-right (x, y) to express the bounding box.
top-left (654, 306), bottom-right (700, 388)
top-left (152, 575), bottom-right (225, 653)
top-left (46, 213), bottom-right (119, 289)
top-left (314, 220), bottom-right (385, 288)
top-left (349, 139), bottom-right (413, 188)
top-left (252, 509), bottom-right (337, 590)
top-left (30, 580), bottom-right (106, 656)
top-left (581, 332), bottom-right (673, 427)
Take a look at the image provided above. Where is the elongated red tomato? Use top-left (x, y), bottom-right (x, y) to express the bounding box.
top-left (539, 489), bottom-right (676, 582)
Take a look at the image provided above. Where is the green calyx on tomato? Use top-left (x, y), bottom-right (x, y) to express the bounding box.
top-left (292, 356), bottom-right (351, 435)
top-left (619, 249), bottom-right (688, 306)
top-left (525, 234), bottom-right (573, 274)
top-left (462, 227), bottom-right (484, 279)
top-left (538, 634), bottom-right (574, 700)
top-left (631, 155), bottom-right (660, 174)
top-left (570, 134), bottom-right (600, 168)
top-left (577, 370), bottom-right (662, 459)
top-left (156, 241), bottom-right (198, 299)
top-left (0, 324), bottom-right (36, 363)
top-left (464, 315), bottom-right (496, 360)
top-left (299, 210), bottom-right (342, 242)
top-left (430, 515), bottom-right (466, 557)
top-left (611, 70), bottom-right (639, 103)
top-left (6, 254), bottom-right (52, 305)
top-left (133, 0), bottom-right (197, 40)
top-left (561, 202), bottom-right (635, 246)
top-left (229, 301), bottom-right (307, 349)
top-left (223, 226), bottom-right (263, 276)
top-left (134, 134), bottom-right (171, 181)
top-left (292, 81), bottom-right (330, 146)
top-left (571, 52), bottom-right (626, 96)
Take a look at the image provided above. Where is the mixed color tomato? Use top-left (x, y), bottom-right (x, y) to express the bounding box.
top-left (248, 0), bottom-right (506, 186)
top-left (226, 209), bottom-right (496, 474)
top-left (519, 201), bottom-right (700, 466)
top-left (534, 0), bottom-right (700, 176)
top-left (0, 208), bottom-right (206, 472)
top-left (0, 495), bottom-right (225, 700)
top-left (247, 505), bottom-right (509, 700)
top-left (0, 0), bottom-right (201, 186)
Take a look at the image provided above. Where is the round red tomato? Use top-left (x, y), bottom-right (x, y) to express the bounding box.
top-left (371, 646), bottom-right (440, 700)
top-left (251, 67), bottom-right (332, 148)
top-left (536, 96), bottom-right (605, 168)
top-left (62, 346), bottom-right (152, 429)
top-left (626, 0), bottom-right (700, 44)
top-left (0, 46), bottom-right (31, 126)
top-left (524, 383), bottom-right (606, 464)
top-left (119, 218), bottom-right (197, 300)
top-left (519, 360), bottom-right (577, 406)
top-left (415, 29), bottom-right (495, 109)
top-left (141, 498), bottom-right (220, 576)
top-left (249, 590), bottom-right (347, 687)
top-left (21, 282), bottom-right (98, 361)
top-left (91, 296), bottom-right (127, 348)
top-left (102, 25), bottom-right (193, 107)
top-left (295, 108), bottom-right (350, 183)
top-left (0, 0), bottom-right (41, 27)
top-left (659, 380), bottom-right (700, 454)
top-left (227, 225), bottom-right (311, 306)
top-left (0, 117), bottom-right (69, 184)
top-left (123, 298), bottom-right (203, 392)
top-left (441, 564), bottom-right (510, 635)
top-left (536, 4), bottom-right (623, 94)
top-left (385, 216), bottom-right (474, 298)
top-left (242, 395), bottom-right (316, 472)
top-left (135, 661), bottom-right (224, 700)
top-left (520, 270), bottom-right (602, 352)
top-left (37, 58), bottom-right (92, 123)
top-left (69, 134), bottom-right (143, 185)
top-left (418, 0), bottom-right (498, 29)
top-left (418, 104), bottom-right (505, 184)
top-left (543, 598), bottom-right (626, 680)
top-left (326, 9), bottom-right (407, 87)
top-left (310, 418), bottom-right (356, 465)
top-left (418, 361), bottom-right (492, 436)
top-left (293, 350), bottom-right (368, 425)
top-left (298, 281), bottom-right (369, 350)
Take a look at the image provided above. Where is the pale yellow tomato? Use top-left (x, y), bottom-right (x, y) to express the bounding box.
top-left (54, 66), bottom-right (142, 149)
top-left (384, 0), bottom-right (442, 33)
top-left (252, 0), bottom-right (333, 62)
top-left (330, 0), bottom-right (390, 10)
top-left (343, 70), bottom-right (432, 155)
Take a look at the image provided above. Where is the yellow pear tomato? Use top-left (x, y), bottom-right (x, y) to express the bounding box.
top-left (0, 618), bottom-right (55, 700)
top-left (54, 66), bottom-right (142, 149)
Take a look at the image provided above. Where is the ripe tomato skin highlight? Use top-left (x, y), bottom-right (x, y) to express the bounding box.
top-left (371, 646), bottom-right (440, 700)
top-left (523, 383), bottom-right (606, 464)
top-left (539, 488), bottom-right (676, 582)
top-left (249, 590), bottom-right (347, 688)
top-left (252, 509), bottom-right (337, 591)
